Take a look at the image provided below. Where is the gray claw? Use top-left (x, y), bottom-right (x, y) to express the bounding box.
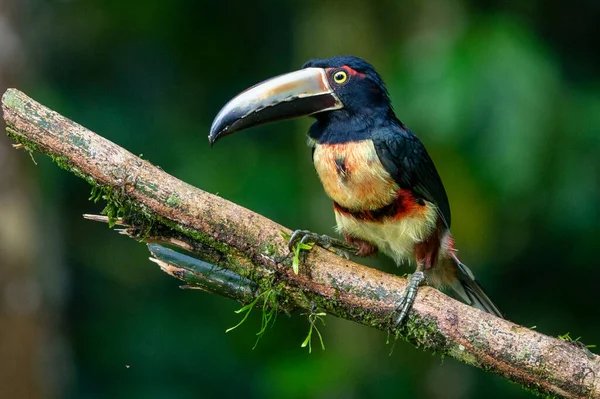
top-left (300, 235), bottom-right (312, 245)
top-left (288, 229), bottom-right (357, 260)
top-left (327, 246), bottom-right (351, 259)
top-left (394, 271), bottom-right (425, 326)
top-left (288, 229), bottom-right (314, 252)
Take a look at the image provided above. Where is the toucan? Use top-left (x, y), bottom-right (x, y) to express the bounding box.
top-left (208, 56), bottom-right (503, 324)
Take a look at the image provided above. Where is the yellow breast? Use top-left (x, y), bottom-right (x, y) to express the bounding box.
top-left (313, 140), bottom-right (399, 210)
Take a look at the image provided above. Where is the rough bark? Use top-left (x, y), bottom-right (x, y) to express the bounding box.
top-left (3, 88), bottom-right (599, 399)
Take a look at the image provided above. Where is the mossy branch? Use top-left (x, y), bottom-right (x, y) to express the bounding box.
top-left (3, 88), bottom-right (599, 399)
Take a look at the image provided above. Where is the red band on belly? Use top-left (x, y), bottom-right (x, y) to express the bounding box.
top-left (333, 189), bottom-right (425, 222)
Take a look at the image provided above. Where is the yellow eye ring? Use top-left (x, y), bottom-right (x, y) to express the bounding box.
top-left (333, 70), bottom-right (348, 84)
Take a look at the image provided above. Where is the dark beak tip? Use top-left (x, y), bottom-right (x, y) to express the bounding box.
top-left (208, 126), bottom-right (222, 146)
top-left (208, 129), bottom-right (226, 147)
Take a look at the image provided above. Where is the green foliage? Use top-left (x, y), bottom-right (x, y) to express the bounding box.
top-left (301, 310), bottom-right (326, 354)
top-left (292, 242), bottom-right (313, 275)
top-left (89, 185), bottom-right (103, 203)
top-left (226, 288), bottom-right (278, 349)
top-left (281, 231), bottom-right (315, 274)
top-left (557, 332), bottom-right (595, 348)
top-left (100, 189), bottom-right (130, 228)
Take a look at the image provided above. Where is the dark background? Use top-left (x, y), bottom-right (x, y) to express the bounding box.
top-left (0, 0), bottom-right (599, 398)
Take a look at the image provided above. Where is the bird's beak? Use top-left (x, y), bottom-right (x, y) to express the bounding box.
top-left (209, 68), bottom-right (343, 145)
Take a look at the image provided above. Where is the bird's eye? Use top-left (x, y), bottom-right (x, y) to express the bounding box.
top-left (333, 70), bottom-right (348, 84)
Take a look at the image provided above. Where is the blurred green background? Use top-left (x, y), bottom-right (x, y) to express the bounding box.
top-left (0, 0), bottom-right (598, 398)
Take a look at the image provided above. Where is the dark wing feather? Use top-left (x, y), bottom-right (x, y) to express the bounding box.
top-left (372, 125), bottom-right (451, 228)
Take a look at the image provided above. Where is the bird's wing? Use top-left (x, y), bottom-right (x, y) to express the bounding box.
top-left (372, 125), bottom-right (451, 229)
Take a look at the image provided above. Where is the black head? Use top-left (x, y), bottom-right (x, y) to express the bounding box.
top-left (302, 56), bottom-right (392, 118)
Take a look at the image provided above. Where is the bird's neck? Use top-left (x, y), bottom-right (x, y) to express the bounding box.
top-left (309, 106), bottom-right (398, 144)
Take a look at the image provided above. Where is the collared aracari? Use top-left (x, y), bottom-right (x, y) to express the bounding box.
top-left (208, 55), bottom-right (503, 324)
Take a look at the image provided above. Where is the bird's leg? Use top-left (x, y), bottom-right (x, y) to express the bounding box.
top-left (393, 263), bottom-right (426, 326)
top-left (288, 229), bottom-right (357, 259)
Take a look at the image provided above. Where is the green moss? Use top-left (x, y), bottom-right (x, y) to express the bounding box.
top-left (398, 314), bottom-right (448, 353)
top-left (7, 125), bottom-right (100, 187)
top-left (67, 134), bottom-right (91, 152)
top-left (160, 219), bottom-right (232, 255)
top-left (515, 349), bottom-right (532, 362)
top-left (89, 185), bottom-right (103, 203)
top-left (354, 310), bottom-right (381, 328)
top-left (136, 180), bottom-right (160, 198)
top-left (261, 243), bottom-right (279, 257)
top-left (6, 126), bottom-right (41, 164)
top-left (447, 343), bottom-right (479, 366)
top-left (6, 125), bottom-right (40, 152)
top-left (510, 379), bottom-right (559, 399)
top-left (166, 193), bottom-right (182, 208)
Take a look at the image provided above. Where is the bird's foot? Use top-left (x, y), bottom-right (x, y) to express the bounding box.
top-left (393, 271), bottom-right (426, 326)
top-left (288, 229), bottom-right (357, 259)
top-left (343, 234), bottom-right (378, 257)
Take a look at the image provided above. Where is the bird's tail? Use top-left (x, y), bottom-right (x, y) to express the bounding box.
top-left (447, 253), bottom-right (504, 318)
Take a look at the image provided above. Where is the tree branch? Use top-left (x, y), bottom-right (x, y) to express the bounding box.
top-left (3, 88), bottom-right (598, 399)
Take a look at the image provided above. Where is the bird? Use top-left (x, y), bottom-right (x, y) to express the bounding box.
top-left (208, 55), bottom-right (503, 324)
